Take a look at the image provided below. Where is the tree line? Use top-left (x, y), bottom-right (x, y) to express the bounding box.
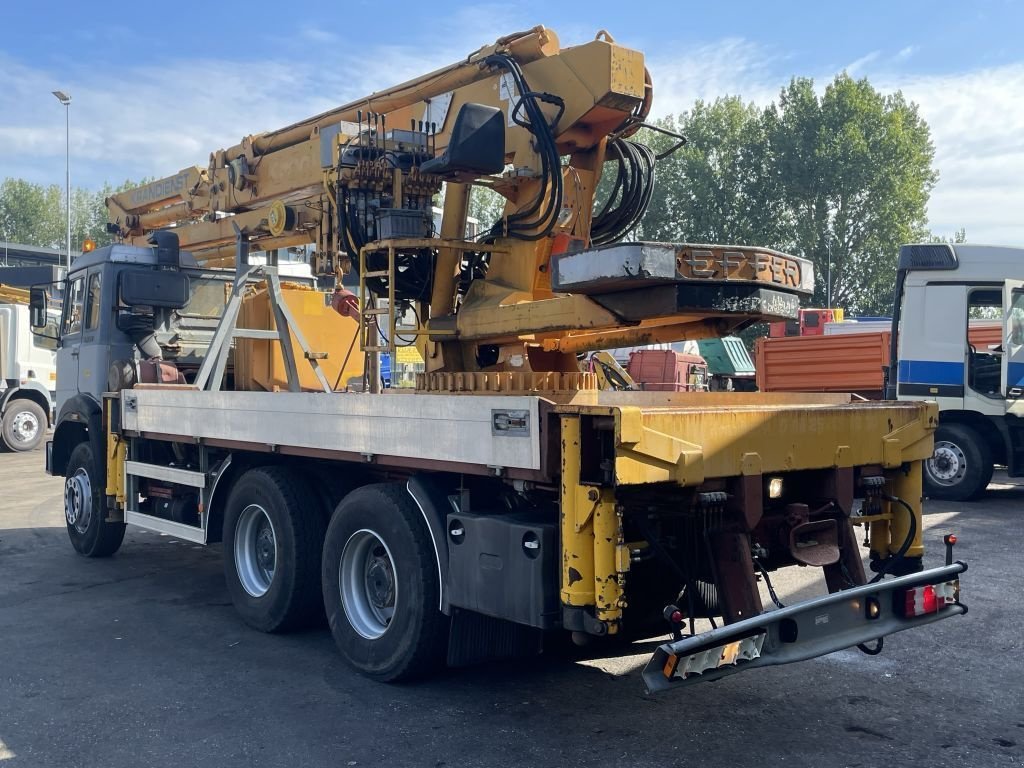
top-left (0, 178), bottom-right (144, 255)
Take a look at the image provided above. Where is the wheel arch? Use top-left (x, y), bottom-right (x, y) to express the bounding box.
top-left (406, 474), bottom-right (454, 615)
top-left (51, 394), bottom-right (102, 477)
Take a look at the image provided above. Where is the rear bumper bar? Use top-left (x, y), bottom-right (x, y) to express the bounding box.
top-left (643, 561), bottom-right (967, 693)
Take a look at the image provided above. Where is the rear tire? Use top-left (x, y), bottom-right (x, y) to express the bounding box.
top-left (924, 423), bottom-right (993, 501)
top-left (65, 441), bottom-right (125, 557)
top-left (2, 400), bottom-right (46, 452)
top-left (222, 466), bottom-right (326, 633)
top-left (322, 483), bottom-right (449, 682)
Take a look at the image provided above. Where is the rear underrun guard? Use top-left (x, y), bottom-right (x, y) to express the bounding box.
top-left (643, 561), bottom-right (968, 694)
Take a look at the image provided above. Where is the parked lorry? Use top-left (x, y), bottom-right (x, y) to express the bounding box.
top-left (756, 243), bottom-right (1022, 502)
top-left (626, 348), bottom-right (708, 391)
top-left (0, 281), bottom-right (56, 451)
top-left (696, 336), bottom-right (756, 391)
top-left (33, 27), bottom-right (964, 692)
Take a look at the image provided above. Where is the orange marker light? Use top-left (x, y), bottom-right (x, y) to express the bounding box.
top-left (82, 238), bottom-right (96, 253)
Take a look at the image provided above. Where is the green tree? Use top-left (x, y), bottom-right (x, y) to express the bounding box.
top-left (770, 74), bottom-right (937, 313)
top-left (638, 99), bottom-right (790, 246)
top-left (467, 185), bottom-right (505, 236)
top-left (926, 227), bottom-right (967, 244)
top-left (636, 75), bottom-right (939, 316)
top-left (0, 177), bottom-right (146, 252)
top-left (0, 178), bottom-right (64, 248)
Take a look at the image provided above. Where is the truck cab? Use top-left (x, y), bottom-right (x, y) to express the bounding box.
top-left (35, 239), bottom-right (230, 480)
top-left (889, 243), bottom-right (1024, 499)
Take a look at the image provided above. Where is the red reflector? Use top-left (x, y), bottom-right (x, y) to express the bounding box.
top-left (905, 581), bottom-right (950, 618)
top-left (670, 610), bottom-right (683, 624)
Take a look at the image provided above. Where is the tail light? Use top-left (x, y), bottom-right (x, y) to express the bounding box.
top-left (898, 580), bottom-right (958, 618)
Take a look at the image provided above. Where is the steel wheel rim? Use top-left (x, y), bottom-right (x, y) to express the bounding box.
top-left (64, 468), bottom-right (92, 534)
top-left (927, 440), bottom-right (967, 486)
top-left (339, 529), bottom-right (397, 640)
top-left (10, 410), bottom-right (40, 445)
top-left (234, 504), bottom-right (277, 598)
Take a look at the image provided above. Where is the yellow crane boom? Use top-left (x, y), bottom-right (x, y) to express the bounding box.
top-left (105, 25), bottom-right (810, 389)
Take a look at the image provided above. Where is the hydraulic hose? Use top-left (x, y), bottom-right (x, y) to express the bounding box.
top-left (856, 494), bottom-right (917, 656)
top-left (870, 494), bottom-right (917, 584)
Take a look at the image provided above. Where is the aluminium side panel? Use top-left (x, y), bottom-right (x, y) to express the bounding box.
top-left (121, 389), bottom-right (541, 470)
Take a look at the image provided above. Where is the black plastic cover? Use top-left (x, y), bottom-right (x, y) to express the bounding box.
top-left (446, 509), bottom-right (558, 629)
top-left (119, 270), bottom-right (190, 308)
top-left (147, 230), bottom-right (182, 269)
top-left (420, 103), bottom-right (506, 177)
top-left (897, 243), bottom-right (958, 271)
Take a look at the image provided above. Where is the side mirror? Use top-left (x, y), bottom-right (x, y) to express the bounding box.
top-left (29, 284), bottom-right (60, 345)
top-left (29, 287), bottom-right (48, 330)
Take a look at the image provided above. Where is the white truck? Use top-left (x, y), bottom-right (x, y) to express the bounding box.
top-left (0, 299), bottom-right (56, 451)
top-left (883, 243), bottom-right (1024, 500)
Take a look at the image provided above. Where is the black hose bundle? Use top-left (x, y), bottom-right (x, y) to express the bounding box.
top-left (591, 138), bottom-right (656, 245)
top-left (483, 53), bottom-right (565, 241)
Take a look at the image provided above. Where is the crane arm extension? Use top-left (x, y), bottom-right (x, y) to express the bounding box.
top-left (0, 284), bottom-right (30, 305)
top-left (222, 26), bottom-right (561, 162)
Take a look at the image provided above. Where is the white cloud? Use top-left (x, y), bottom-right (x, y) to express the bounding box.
top-left (879, 63), bottom-right (1024, 243)
top-left (646, 38), bottom-right (785, 115)
top-left (896, 45), bottom-right (918, 62)
top-left (845, 50), bottom-right (881, 75)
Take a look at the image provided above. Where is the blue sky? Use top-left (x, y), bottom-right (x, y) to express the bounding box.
top-left (3, 0), bottom-right (1023, 241)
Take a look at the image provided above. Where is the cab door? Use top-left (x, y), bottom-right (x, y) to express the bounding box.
top-left (55, 274), bottom-right (85, 415)
top-left (1002, 280), bottom-right (1024, 414)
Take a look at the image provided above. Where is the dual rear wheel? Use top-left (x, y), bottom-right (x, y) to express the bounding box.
top-left (222, 470), bottom-right (447, 680)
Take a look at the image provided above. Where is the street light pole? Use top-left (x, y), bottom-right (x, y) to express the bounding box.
top-left (52, 91), bottom-right (71, 272)
top-left (826, 238), bottom-right (832, 309)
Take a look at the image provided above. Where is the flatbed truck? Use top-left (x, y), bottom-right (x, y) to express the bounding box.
top-left (31, 27), bottom-right (965, 691)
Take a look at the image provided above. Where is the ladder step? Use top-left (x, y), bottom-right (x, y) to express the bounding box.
top-left (363, 270), bottom-right (392, 278)
top-left (305, 351), bottom-right (328, 360)
top-left (364, 308), bottom-right (391, 316)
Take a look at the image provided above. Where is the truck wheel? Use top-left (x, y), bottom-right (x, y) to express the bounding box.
top-left (65, 441), bottom-right (126, 557)
top-left (322, 483), bottom-right (449, 682)
top-left (222, 466), bottom-right (326, 633)
top-left (924, 423), bottom-right (993, 501)
top-left (2, 400), bottom-right (47, 452)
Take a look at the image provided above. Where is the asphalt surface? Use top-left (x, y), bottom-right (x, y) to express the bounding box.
top-left (0, 447), bottom-right (1021, 768)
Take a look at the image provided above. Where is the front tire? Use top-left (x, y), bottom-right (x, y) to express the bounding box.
top-left (65, 441), bottom-right (125, 557)
top-left (222, 466), bottom-right (326, 633)
top-left (322, 483), bottom-right (449, 682)
top-left (2, 400), bottom-right (47, 452)
top-left (924, 423), bottom-right (993, 501)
